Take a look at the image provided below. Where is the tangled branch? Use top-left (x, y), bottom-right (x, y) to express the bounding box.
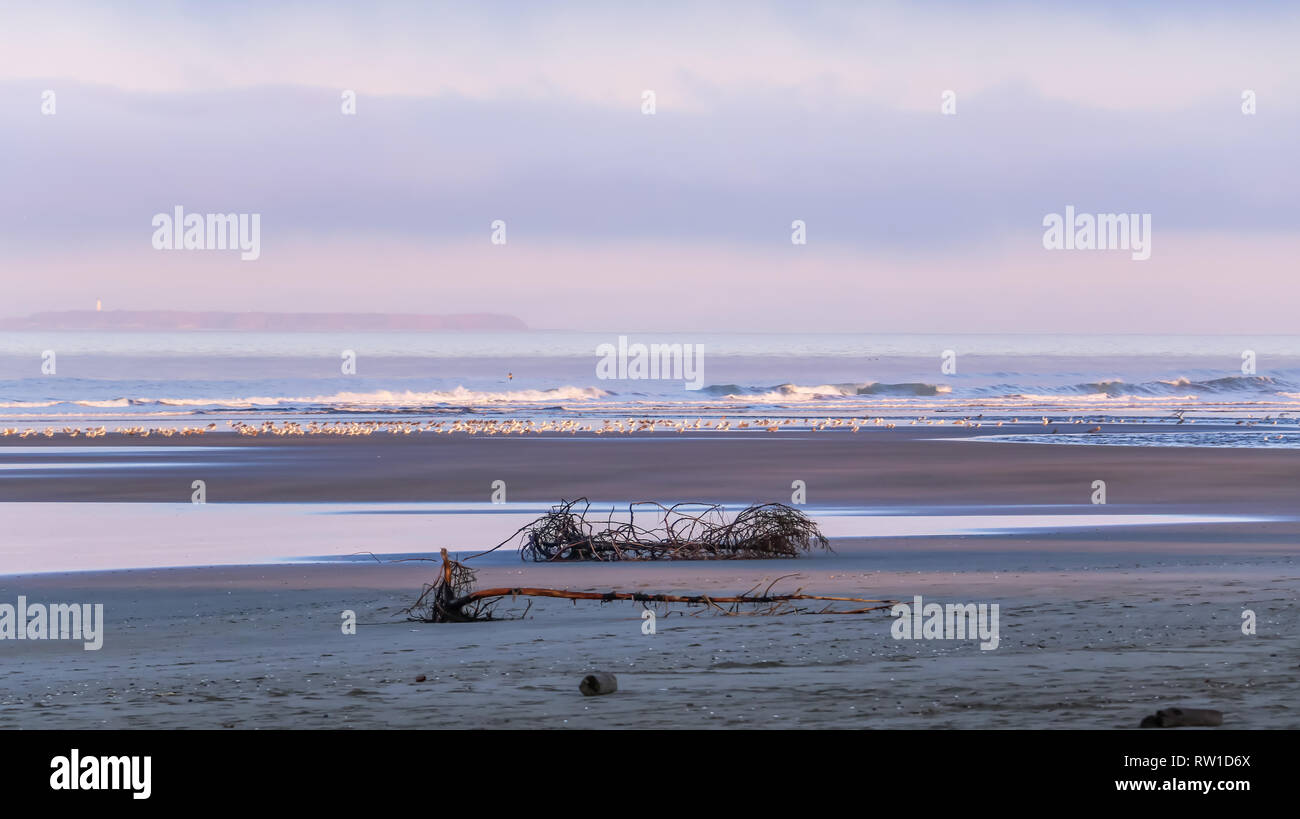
top-left (491, 498), bottom-right (830, 561)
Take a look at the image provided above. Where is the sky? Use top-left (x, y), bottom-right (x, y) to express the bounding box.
top-left (1, 0), bottom-right (1297, 332)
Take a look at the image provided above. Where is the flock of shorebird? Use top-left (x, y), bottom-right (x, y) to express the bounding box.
top-left (0, 414), bottom-right (1285, 440)
top-left (0, 414), bottom-right (1289, 440)
top-left (231, 417), bottom-right (888, 436)
top-left (0, 423), bottom-right (219, 438)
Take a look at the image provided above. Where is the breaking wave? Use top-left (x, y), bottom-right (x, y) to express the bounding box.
top-left (703, 382), bottom-right (951, 399)
top-left (1032, 376), bottom-right (1293, 397)
top-left (0, 386), bottom-right (610, 411)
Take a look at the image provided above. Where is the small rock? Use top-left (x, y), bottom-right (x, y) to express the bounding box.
top-left (579, 672), bottom-right (618, 696)
top-left (1141, 707), bottom-right (1223, 728)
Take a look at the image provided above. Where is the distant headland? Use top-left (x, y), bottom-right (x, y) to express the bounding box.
top-left (0, 311), bottom-right (529, 331)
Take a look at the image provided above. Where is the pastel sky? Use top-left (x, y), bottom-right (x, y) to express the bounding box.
top-left (2, 1), bottom-right (1297, 331)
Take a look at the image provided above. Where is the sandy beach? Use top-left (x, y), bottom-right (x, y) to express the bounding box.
top-left (2, 543), bottom-right (1296, 730)
top-left (2, 429), bottom-right (1297, 729)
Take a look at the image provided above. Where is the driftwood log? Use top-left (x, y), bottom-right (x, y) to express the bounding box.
top-left (405, 549), bottom-right (896, 623)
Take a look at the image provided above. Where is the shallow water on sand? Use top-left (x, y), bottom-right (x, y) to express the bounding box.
top-left (0, 500), bottom-right (1280, 574)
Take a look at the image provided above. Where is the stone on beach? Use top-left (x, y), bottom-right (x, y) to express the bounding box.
top-left (579, 672), bottom-right (618, 697)
top-left (1140, 707), bottom-right (1223, 728)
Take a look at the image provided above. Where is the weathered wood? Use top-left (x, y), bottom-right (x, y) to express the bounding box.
top-left (405, 548), bottom-right (898, 622)
top-left (446, 586), bottom-right (896, 614)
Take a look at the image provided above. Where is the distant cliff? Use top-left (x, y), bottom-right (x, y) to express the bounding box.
top-left (0, 311), bottom-right (529, 331)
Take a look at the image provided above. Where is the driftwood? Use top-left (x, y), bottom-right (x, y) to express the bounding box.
top-left (477, 498), bottom-right (830, 562)
top-left (405, 549), bottom-right (896, 623)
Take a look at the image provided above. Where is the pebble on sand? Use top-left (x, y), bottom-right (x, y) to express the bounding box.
top-left (1140, 707), bottom-right (1223, 728)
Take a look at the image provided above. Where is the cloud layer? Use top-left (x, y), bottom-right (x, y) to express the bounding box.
top-left (2, 1), bottom-right (1297, 331)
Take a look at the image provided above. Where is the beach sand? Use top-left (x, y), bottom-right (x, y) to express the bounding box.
top-left (2, 534), bottom-right (1296, 729)
top-left (1, 429), bottom-right (1297, 728)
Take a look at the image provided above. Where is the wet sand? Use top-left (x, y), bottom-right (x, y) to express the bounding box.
top-left (1, 428), bottom-right (1297, 728)
top-left (2, 425), bottom-right (1299, 511)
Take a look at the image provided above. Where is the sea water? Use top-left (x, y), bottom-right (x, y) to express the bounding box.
top-left (3, 331), bottom-right (1300, 429)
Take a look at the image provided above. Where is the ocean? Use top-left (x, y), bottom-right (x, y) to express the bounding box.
top-left (3, 331), bottom-right (1300, 425)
